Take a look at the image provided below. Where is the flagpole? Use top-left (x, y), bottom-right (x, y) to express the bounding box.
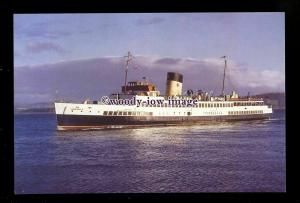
top-left (124, 51), bottom-right (132, 93)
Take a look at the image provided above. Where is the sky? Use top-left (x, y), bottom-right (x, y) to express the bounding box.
top-left (14, 13), bottom-right (285, 105)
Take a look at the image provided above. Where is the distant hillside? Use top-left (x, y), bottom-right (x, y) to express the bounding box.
top-left (15, 107), bottom-right (55, 114)
top-left (253, 92), bottom-right (285, 109)
top-left (14, 102), bottom-right (55, 114)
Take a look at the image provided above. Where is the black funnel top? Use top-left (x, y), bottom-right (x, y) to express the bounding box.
top-left (167, 72), bottom-right (183, 83)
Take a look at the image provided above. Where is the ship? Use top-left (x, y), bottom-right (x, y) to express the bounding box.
top-left (54, 52), bottom-right (272, 130)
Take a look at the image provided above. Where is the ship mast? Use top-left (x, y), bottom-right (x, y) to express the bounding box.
top-left (123, 51), bottom-right (133, 93)
top-left (221, 55), bottom-right (227, 97)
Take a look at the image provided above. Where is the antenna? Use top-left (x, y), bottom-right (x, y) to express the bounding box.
top-left (123, 51), bottom-right (133, 93)
top-left (220, 56), bottom-right (227, 97)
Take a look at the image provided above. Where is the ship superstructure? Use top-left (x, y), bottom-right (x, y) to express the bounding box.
top-left (54, 52), bottom-right (272, 130)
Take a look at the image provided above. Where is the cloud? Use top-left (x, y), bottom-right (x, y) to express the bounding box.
top-left (24, 28), bottom-right (72, 39)
top-left (14, 56), bottom-right (285, 104)
top-left (154, 58), bottom-right (181, 65)
top-left (26, 42), bottom-right (67, 54)
top-left (15, 21), bottom-right (72, 39)
top-left (136, 17), bottom-right (164, 26)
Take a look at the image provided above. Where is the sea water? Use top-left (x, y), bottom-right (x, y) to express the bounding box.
top-left (14, 110), bottom-right (285, 193)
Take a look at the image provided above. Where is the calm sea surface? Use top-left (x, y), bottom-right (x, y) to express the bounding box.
top-left (14, 110), bottom-right (285, 193)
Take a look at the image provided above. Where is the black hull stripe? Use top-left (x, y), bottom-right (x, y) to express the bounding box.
top-left (56, 114), bottom-right (270, 130)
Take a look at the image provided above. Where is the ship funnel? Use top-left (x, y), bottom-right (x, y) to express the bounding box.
top-left (165, 72), bottom-right (183, 97)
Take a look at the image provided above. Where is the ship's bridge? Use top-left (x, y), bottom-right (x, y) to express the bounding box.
top-left (122, 81), bottom-right (160, 96)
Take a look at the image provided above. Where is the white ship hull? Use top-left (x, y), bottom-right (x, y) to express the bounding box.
top-left (55, 96), bottom-right (272, 130)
